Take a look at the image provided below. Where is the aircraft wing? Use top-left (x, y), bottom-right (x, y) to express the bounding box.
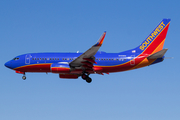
top-left (69, 32), bottom-right (106, 69)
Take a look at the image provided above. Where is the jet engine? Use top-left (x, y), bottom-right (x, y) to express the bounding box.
top-left (51, 63), bottom-right (71, 73)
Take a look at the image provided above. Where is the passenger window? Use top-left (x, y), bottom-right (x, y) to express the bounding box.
top-left (37, 58), bottom-right (39, 60)
top-left (32, 58), bottom-right (34, 60)
top-left (45, 58), bottom-right (47, 60)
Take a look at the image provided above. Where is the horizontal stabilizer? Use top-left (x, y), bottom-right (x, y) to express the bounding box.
top-left (147, 49), bottom-right (168, 59)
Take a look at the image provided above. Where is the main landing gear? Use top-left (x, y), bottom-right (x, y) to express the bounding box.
top-left (81, 73), bottom-right (92, 83)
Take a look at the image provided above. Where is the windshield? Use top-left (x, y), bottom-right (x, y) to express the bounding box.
top-left (13, 57), bottom-right (19, 60)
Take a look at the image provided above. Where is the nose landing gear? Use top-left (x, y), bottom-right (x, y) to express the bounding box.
top-left (22, 73), bottom-right (26, 80)
top-left (22, 76), bottom-right (26, 80)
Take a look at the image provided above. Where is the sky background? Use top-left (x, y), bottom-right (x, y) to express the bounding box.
top-left (0, 0), bottom-right (180, 120)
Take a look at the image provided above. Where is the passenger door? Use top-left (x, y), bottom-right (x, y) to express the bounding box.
top-left (25, 54), bottom-right (32, 64)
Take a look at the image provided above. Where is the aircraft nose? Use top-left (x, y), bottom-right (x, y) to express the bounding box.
top-left (4, 61), bottom-right (13, 69)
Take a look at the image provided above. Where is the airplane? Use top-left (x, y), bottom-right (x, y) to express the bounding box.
top-left (5, 19), bottom-right (170, 83)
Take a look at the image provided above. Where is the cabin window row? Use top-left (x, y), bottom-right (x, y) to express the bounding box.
top-left (96, 58), bottom-right (126, 61)
top-left (31, 58), bottom-right (75, 61)
top-left (32, 58), bottom-right (60, 60)
top-left (62, 58), bottom-right (75, 60)
top-left (63, 58), bottom-right (126, 61)
top-left (31, 58), bottom-right (126, 61)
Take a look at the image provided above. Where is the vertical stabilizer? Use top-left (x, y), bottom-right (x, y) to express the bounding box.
top-left (135, 19), bottom-right (170, 55)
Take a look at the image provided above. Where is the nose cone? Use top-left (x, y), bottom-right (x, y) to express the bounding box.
top-left (4, 61), bottom-right (13, 69)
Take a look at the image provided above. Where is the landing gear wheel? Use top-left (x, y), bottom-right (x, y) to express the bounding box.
top-left (22, 76), bottom-right (26, 80)
top-left (82, 74), bottom-right (88, 80)
top-left (86, 77), bottom-right (92, 83)
top-left (81, 72), bottom-right (92, 83)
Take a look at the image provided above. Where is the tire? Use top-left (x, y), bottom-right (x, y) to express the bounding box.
top-left (86, 77), bottom-right (92, 83)
top-left (22, 76), bottom-right (26, 80)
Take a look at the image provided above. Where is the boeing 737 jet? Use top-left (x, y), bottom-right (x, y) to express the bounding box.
top-left (5, 19), bottom-right (170, 83)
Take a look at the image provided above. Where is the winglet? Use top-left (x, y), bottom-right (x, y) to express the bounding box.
top-left (94, 31), bottom-right (106, 47)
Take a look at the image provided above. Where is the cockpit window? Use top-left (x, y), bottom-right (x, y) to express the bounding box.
top-left (13, 57), bottom-right (19, 60)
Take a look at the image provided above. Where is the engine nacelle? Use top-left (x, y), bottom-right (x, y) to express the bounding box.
top-left (51, 63), bottom-right (70, 73)
top-left (59, 74), bottom-right (79, 79)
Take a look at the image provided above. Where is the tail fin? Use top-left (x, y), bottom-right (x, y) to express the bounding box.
top-left (136, 19), bottom-right (170, 55)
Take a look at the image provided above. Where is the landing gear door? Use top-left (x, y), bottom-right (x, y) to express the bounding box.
top-left (25, 54), bottom-right (32, 64)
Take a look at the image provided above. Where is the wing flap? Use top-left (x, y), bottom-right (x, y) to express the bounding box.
top-left (83, 58), bottom-right (97, 64)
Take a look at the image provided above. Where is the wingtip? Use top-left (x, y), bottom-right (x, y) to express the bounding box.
top-left (94, 32), bottom-right (106, 47)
